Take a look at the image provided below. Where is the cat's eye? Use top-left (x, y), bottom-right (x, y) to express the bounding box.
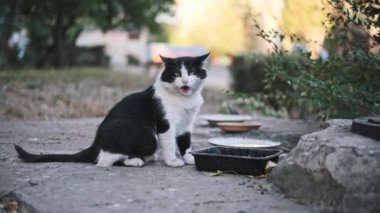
top-left (174, 72), bottom-right (180, 76)
top-left (189, 68), bottom-right (196, 74)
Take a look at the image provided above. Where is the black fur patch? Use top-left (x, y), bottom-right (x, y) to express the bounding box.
top-left (93, 86), bottom-right (166, 158)
top-left (160, 61), bottom-right (181, 83)
top-left (176, 132), bottom-right (191, 156)
top-left (160, 54), bottom-right (209, 83)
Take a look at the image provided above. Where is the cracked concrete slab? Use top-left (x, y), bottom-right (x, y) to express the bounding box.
top-left (0, 117), bottom-right (317, 213)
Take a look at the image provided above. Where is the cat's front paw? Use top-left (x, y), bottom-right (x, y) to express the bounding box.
top-left (183, 154), bottom-right (195, 165)
top-left (165, 158), bottom-right (185, 167)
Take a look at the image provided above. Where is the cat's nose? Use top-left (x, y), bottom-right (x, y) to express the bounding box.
top-left (182, 79), bottom-right (189, 85)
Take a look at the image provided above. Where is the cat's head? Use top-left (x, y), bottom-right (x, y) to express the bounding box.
top-left (158, 53), bottom-right (209, 96)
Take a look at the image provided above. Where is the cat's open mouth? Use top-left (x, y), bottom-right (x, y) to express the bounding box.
top-left (180, 86), bottom-right (191, 94)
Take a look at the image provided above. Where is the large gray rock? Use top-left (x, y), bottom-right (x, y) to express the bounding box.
top-left (271, 119), bottom-right (380, 213)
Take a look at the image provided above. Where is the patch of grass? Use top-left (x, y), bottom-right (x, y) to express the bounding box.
top-left (0, 67), bottom-right (153, 120)
top-left (0, 67), bottom-right (224, 120)
top-left (0, 67), bottom-right (152, 88)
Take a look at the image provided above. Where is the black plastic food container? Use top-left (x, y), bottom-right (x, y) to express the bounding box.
top-left (191, 147), bottom-right (281, 175)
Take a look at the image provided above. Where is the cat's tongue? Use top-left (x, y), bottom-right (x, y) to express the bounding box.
top-left (180, 86), bottom-right (191, 95)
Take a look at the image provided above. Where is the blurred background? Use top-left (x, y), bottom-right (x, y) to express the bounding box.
top-left (0, 0), bottom-right (379, 120)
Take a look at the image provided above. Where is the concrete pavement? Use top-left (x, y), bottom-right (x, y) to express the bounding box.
top-left (0, 117), bottom-right (317, 213)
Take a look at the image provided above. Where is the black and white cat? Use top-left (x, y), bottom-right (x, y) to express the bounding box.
top-left (14, 53), bottom-right (209, 167)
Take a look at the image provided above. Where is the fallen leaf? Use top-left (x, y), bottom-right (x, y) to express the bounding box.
top-left (265, 161), bottom-right (277, 173)
top-left (254, 174), bottom-right (268, 179)
top-left (206, 170), bottom-right (224, 177)
top-left (0, 201), bottom-right (18, 213)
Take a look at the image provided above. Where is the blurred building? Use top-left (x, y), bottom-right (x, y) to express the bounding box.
top-left (76, 29), bottom-right (149, 71)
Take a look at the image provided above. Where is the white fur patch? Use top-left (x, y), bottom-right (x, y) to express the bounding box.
top-left (158, 129), bottom-right (184, 167)
top-left (96, 150), bottom-right (125, 167)
top-left (123, 158), bottom-right (144, 167)
top-left (167, 158), bottom-right (185, 167)
top-left (180, 62), bottom-right (189, 83)
top-left (183, 154), bottom-right (195, 165)
top-left (183, 147), bottom-right (195, 165)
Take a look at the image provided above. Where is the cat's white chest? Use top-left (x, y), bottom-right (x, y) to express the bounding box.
top-left (174, 107), bottom-right (199, 135)
top-left (166, 105), bottom-right (200, 135)
top-left (155, 91), bottom-right (203, 135)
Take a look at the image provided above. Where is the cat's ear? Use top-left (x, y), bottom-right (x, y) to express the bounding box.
top-left (194, 53), bottom-right (210, 66)
top-left (160, 55), bottom-right (174, 66)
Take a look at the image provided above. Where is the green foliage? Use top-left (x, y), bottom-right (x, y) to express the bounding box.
top-left (267, 51), bottom-right (379, 119)
top-left (225, 90), bottom-right (288, 118)
top-left (324, 0), bottom-right (380, 54)
top-left (231, 50), bottom-right (380, 119)
top-left (329, 0), bottom-right (379, 40)
top-left (230, 52), bottom-right (311, 118)
top-left (230, 0), bottom-right (380, 120)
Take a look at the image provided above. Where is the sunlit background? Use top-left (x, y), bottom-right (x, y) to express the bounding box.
top-left (74, 0), bottom-right (330, 67)
top-left (1, 0), bottom-right (334, 69)
top-left (0, 0), bottom-right (379, 120)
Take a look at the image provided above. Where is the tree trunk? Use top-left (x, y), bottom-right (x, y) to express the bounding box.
top-left (53, 1), bottom-right (64, 68)
top-left (35, 42), bottom-right (56, 68)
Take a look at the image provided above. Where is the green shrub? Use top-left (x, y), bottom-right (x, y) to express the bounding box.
top-left (230, 50), bottom-right (380, 119)
top-left (230, 53), bottom-right (311, 117)
top-left (230, 0), bottom-right (380, 120)
top-left (230, 53), bottom-right (296, 94)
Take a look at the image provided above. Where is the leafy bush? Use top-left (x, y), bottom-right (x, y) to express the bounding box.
top-left (230, 0), bottom-right (380, 120)
top-left (229, 53), bottom-right (303, 118)
top-left (230, 53), bottom-right (296, 94)
top-left (230, 50), bottom-right (380, 119)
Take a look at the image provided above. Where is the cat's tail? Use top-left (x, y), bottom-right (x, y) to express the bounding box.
top-left (14, 144), bottom-right (98, 163)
